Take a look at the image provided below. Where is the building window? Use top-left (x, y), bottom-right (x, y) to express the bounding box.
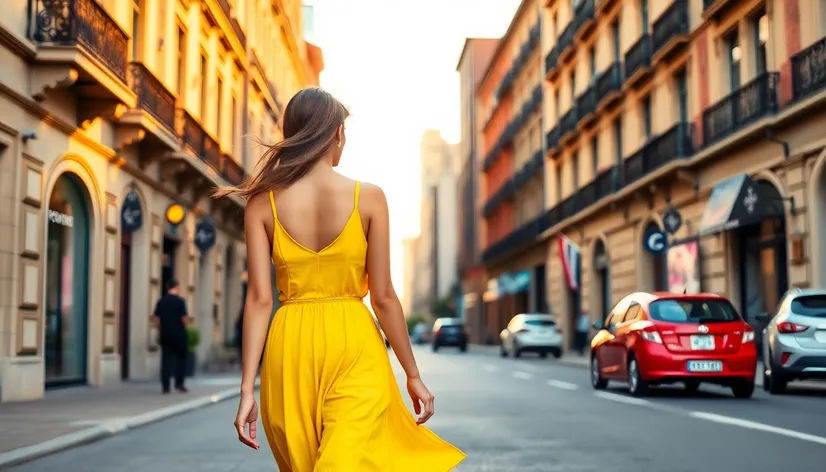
top-left (131, 0), bottom-right (142, 61)
top-left (753, 10), bottom-right (769, 76)
top-left (642, 96), bottom-right (652, 138)
top-left (176, 27), bottom-right (186, 96)
top-left (591, 136), bottom-right (599, 175)
top-left (726, 30), bottom-right (742, 91)
top-left (216, 75), bottom-right (224, 140)
top-left (556, 162), bottom-right (563, 202)
top-left (589, 47), bottom-right (596, 82)
top-left (676, 69), bottom-right (688, 124)
top-left (612, 21), bottom-right (621, 62)
top-left (572, 151), bottom-right (580, 190)
top-left (640, 0), bottom-right (649, 34)
top-left (200, 54), bottom-right (208, 119)
top-left (614, 118), bottom-right (623, 165)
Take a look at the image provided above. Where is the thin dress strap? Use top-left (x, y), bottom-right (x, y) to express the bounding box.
top-left (353, 181), bottom-right (360, 211)
top-left (268, 190), bottom-right (279, 257)
top-left (268, 190), bottom-right (278, 220)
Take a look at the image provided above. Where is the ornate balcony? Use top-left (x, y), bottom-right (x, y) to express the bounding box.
top-left (559, 107), bottom-right (579, 143)
top-left (573, 0), bottom-right (597, 42)
top-left (128, 63), bottom-right (175, 132)
top-left (545, 46), bottom-right (560, 78)
top-left (481, 215), bottom-right (542, 264)
top-left (702, 72), bottom-right (779, 147)
top-left (546, 126), bottom-right (561, 157)
top-left (558, 21), bottom-right (577, 63)
top-left (596, 0), bottom-right (620, 14)
top-left (576, 86), bottom-right (597, 128)
top-left (497, 21), bottom-right (541, 100)
top-left (702, 0), bottom-right (738, 20)
top-left (222, 154), bottom-right (246, 187)
top-left (595, 62), bottom-right (623, 110)
top-left (482, 179), bottom-right (516, 218)
top-left (513, 150), bottom-right (544, 191)
top-left (28, 0), bottom-right (135, 108)
top-left (624, 34), bottom-right (653, 88)
top-left (791, 36), bottom-right (826, 103)
top-left (651, 0), bottom-right (690, 64)
top-left (623, 123), bottom-right (694, 186)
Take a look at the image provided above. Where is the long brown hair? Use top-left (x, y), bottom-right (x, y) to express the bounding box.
top-left (214, 87), bottom-right (349, 200)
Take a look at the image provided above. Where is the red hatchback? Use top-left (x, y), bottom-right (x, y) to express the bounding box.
top-left (590, 292), bottom-right (757, 398)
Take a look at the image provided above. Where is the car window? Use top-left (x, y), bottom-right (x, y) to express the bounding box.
top-left (791, 295), bottom-right (826, 318)
top-left (649, 299), bottom-right (741, 323)
top-left (622, 304), bottom-right (641, 323)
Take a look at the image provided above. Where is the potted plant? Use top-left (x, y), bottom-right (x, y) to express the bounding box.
top-left (185, 326), bottom-right (201, 377)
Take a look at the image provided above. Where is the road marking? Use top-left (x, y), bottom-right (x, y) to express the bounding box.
top-left (593, 391), bottom-right (651, 406)
top-left (546, 379), bottom-right (579, 390)
top-left (482, 364), bottom-right (499, 372)
top-left (512, 371), bottom-right (534, 380)
top-left (689, 412), bottom-right (826, 446)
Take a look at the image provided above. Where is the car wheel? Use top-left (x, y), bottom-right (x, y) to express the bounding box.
top-left (512, 341), bottom-right (522, 358)
top-left (539, 352), bottom-right (548, 359)
top-left (591, 354), bottom-right (607, 390)
top-left (459, 344), bottom-right (467, 353)
top-left (627, 356), bottom-right (649, 397)
top-left (552, 349), bottom-right (562, 359)
top-left (684, 381), bottom-right (701, 393)
top-left (764, 351), bottom-right (788, 395)
top-left (732, 380), bottom-right (755, 399)
top-left (500, 344), bottom-right (508, 357)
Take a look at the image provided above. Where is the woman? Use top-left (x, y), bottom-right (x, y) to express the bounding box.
top-left (216, 88), bottom-right (465, 471)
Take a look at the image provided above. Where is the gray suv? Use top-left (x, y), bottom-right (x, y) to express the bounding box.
top-left (758, 288), bottom-right (826, 394)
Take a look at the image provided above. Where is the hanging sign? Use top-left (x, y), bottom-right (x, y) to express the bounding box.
top-left (194, 219), bottom-right (216, 252)
top-left (643, 226), bottom-right (667, 254)
top-left (121, 190), bottom-right (143, 232)
top-left (662, 207), bottom-right (683, 235)
top-left (557, 234), bottom-right (581, 291)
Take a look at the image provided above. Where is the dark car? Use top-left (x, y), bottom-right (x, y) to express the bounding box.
top-left (432, 318), bottom-right (467, 352)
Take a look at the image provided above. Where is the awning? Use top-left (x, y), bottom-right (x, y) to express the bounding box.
top-left (698, 173), bottom-right (785, 236)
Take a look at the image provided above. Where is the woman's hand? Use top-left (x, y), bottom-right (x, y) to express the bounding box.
top-left (407, 376), bottom-right (435, 425)
top-left (234, 391), bottom-right (260, 449)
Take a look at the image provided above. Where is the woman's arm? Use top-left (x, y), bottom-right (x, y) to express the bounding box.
top-left (363, 184), bottom-right (419, 379)
top-left (240, 194), bottom-right (274, 395)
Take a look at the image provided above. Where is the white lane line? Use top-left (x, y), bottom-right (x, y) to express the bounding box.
top-left (482, 364), bottom-right (499, 372)
top-left (593, 391), bottom-right (651, 406)
top-left (512, 371), bottom-right (534, 380)
top-left (689, 412), bottom-right (826, 446)
top-left (546, 379), bottom-right (579, 391)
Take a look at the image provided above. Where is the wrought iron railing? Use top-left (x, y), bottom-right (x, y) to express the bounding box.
top-left (576, 86), bottom-right (597, 123)
top-left (546, 126), bottom-right (560, 151)
top-left (559, 107), bottom-right (578, 138)
top-left (483, 179), bottom-right (516, 217)
top-left (791, 35), bottom-right (826, 102)
top-left (545, 46), bottom-right (559, 75)
top-left (129, 62), bottom-right (176, 131)
top-left (574, 0), bottom-right (596, 28)
top-left (701, 72), bottom-right (779, 146)
top-left (624, 34), bottom-right (652, 81)
top-left (30, 0), bottom-right (129, 82)
top-left (481, 214), bottom-right (542, 263)
top-left (703, 0), bottom-right (720, 10)
top-left (177, 109), bottom-right (222, 173)
top-left (557, 21), bottom-right (576, 57)
top-left (222, 154), bottom-right (245, 186)
top-left (624, 123), bottom-right (694, 185)
top-left (496, 20), bottom-right (541, 100)
top-left (596, 62), bottom-right (622, 105)
top-left (652, 0), bottom-right (689, 57)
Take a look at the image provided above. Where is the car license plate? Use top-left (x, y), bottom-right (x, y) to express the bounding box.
top-left (690, 335), bottom-right (715, 350)
top-left (687, 360), bottom-right (723, 372)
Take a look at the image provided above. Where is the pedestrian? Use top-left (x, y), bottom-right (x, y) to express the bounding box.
top-left (216, 88), bottom-right (465, 470)
top-left (576, 310), bottom-right (591, 356)
top-left (153, 279), bottom-right (189, 394)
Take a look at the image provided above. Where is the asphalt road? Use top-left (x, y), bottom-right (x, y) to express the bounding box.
top-left (11, 346), bottom-right (826, 471)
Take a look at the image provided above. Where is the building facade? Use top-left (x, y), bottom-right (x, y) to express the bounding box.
top-left (456, 38), bottom-right (498, 344)
top-left (477, 0), bottom-right (548, 344)
top-left (411, 130), bottom-right (460, 320)
top-left (0, 0), bottom-right (320, 402)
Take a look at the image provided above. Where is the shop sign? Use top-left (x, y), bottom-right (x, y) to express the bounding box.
top-left (662, 207), bottom-right (682, 235)
top-left (121, 191), bottom-right (143, 233)
top-left (643, 226), bottom-right (667, 254)
top-left (48, 209), bottom-right (73, 228)
top-left (194, 220), bottom-right (216, 252)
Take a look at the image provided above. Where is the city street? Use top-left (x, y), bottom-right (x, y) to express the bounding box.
top-left (10, 346), bottom-right (826, 472)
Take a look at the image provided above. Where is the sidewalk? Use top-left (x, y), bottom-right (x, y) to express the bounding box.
top-left (0, 374), bottom-right (252, 469)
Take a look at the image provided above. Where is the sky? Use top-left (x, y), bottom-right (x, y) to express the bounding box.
top-left (307, 0), bottom-right (522, 297)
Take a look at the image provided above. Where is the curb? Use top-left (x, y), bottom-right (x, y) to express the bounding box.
top-left (0, 386), bottom-right (248, 470)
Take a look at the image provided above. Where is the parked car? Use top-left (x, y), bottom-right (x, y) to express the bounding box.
top-left (590, 292), bottom-right (757, 398)
top-left (500, 314), bottom-right (563, 358)
top-left (758, 288), bottom-right (826, 394)
top-left (432, 318), bottom-right (467, 352)
top-left (411, 322), bottom-right (430, 345)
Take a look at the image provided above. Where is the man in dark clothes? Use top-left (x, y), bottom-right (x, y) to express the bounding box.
top-left (153, 279), bottom-right (190, 394)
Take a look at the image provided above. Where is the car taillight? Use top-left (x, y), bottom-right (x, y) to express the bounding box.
top-left (781, 352), bottom-right (792, 365)
top-left (640, 326), bottom-right (662, 343)
top-left (742, 328), bottom-right (755, 343)
top-left (777, 322), bottom-right (808, 333)
top-left (435, 329), bottom-right (443, 336)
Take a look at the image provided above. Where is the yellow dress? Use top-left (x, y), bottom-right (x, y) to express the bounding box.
top-left (260, 182), bottom-right (466, 472)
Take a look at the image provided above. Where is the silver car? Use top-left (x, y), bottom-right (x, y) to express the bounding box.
top-left (758, 288), bottom-right (826, 394)
top-left (500, 314), bottom-right (563, 359)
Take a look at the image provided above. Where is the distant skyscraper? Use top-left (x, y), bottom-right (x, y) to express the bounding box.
top-left (302, 3), bottom-right (315, 43)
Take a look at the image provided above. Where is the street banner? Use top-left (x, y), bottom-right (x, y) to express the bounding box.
top-left (557, 234), bottom-right (580, 291)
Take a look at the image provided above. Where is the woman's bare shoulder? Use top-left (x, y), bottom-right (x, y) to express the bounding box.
top-left (358, 182), bottom-right (388, 210)
top-left (245, 192), bottom-right (272, 220)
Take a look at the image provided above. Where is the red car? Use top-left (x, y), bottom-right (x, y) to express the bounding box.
top-left (590, 292), bottom-right (757, 398)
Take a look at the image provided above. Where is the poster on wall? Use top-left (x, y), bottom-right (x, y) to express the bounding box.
top-left (667, 240), bottom-right (701, 294)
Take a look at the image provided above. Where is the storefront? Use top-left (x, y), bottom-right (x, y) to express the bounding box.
top-left (483, 270), bottom-right (531, 342)
top-left (698, 174), bottom-right (788, 346)
top-left (44, 173), bottom-right (91, 387)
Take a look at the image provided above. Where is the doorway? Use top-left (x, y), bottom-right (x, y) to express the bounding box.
top-left (119, 232), bottom-right (132, 379)
top-left (640, 222), bottom-right (668, 291)
top-left (593, 240), bottom-right (611, 322)
top-left (162, 235), bottom-right (180, 291)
